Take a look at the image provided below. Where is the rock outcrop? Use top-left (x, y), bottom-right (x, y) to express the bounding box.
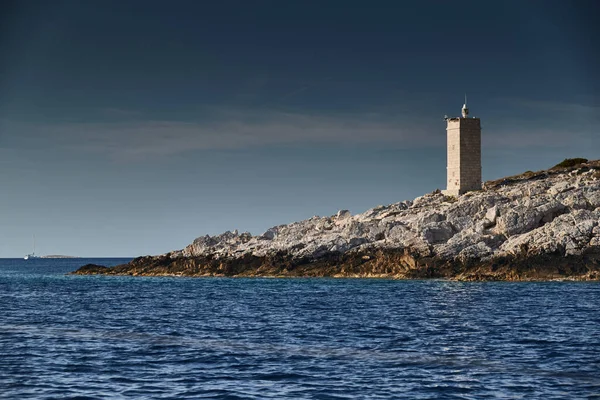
top-left (72, 160), bottom-right (600, 280)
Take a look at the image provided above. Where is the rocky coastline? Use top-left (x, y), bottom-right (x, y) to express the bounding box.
top-left (72, 159), bottom-right (600, 281)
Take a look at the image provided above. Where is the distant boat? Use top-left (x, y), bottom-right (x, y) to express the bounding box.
top-left (24, 235), bottom-right (39, 260)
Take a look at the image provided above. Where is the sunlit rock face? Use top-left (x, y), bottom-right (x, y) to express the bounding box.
top-left (73, 160), bottom-right (600, 280)
top-left (176, 161), bottom-right (600, 265)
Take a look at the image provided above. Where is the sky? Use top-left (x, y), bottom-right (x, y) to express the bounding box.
top-left (1, 0), bottom-right (599, 257)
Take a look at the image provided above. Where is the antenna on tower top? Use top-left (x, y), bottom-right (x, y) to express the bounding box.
top-left (464, 93), bottom-right (467, 106)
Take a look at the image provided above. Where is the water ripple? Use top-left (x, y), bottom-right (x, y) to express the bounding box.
top-left (1, 258), bottom-right (600, 399)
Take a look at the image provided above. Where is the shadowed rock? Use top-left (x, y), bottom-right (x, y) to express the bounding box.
top-left (71, 264), bottom-right (110, 275)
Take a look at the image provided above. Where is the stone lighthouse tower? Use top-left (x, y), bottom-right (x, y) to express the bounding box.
top-left (443, 97), bottom-right (482, 196)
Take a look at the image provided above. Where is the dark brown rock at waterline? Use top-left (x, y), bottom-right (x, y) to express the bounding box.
top-left (70, 247), bottom-right (600, 281)
top-left (72, 264), bottom-right (111, 275)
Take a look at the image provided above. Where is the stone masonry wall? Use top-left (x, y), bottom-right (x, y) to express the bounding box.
top-left (445, 118), bottom-right (481, 196)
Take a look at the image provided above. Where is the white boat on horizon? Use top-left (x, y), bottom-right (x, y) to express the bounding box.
top-left (24, 235), bottom-right (39, 260)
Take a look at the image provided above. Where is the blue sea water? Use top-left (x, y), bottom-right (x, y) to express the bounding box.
top-left (0, 258), bottom-right (599, 399)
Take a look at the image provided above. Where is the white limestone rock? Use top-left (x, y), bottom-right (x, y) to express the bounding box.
top-left (421, 221), bottom-right (455, 244)
top-left (485, 205), bottom-right (499, 225)
top-left (173, 161), bottom-right (600, 263)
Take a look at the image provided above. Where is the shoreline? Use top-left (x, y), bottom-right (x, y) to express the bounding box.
top-left (70, 247), bottom-right (600, 281)
top-left (69, 272), bottom-right (600, 282)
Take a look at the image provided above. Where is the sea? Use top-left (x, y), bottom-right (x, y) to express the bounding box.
top-left (0, 258), bottom-right (599, 399)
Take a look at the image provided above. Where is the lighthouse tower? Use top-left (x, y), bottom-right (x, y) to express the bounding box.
top-left (443, 97), bottom-right (482, 196)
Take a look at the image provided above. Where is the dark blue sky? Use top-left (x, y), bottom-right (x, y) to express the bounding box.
top-left (1, 0), bottom-right (598, 257)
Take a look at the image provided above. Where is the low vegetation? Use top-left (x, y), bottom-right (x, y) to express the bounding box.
top-left (551, 158), bottom-right (588, 170)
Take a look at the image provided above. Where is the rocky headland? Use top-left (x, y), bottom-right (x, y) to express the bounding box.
top-left (73, 159), bottom-right (600, 281)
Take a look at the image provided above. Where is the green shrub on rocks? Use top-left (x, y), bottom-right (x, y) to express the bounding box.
top-left (552, 158), bottom-right (588, 170)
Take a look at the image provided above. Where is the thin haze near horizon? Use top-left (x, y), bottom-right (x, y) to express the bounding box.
top-left (1, 0), bottom-right (598, 257)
